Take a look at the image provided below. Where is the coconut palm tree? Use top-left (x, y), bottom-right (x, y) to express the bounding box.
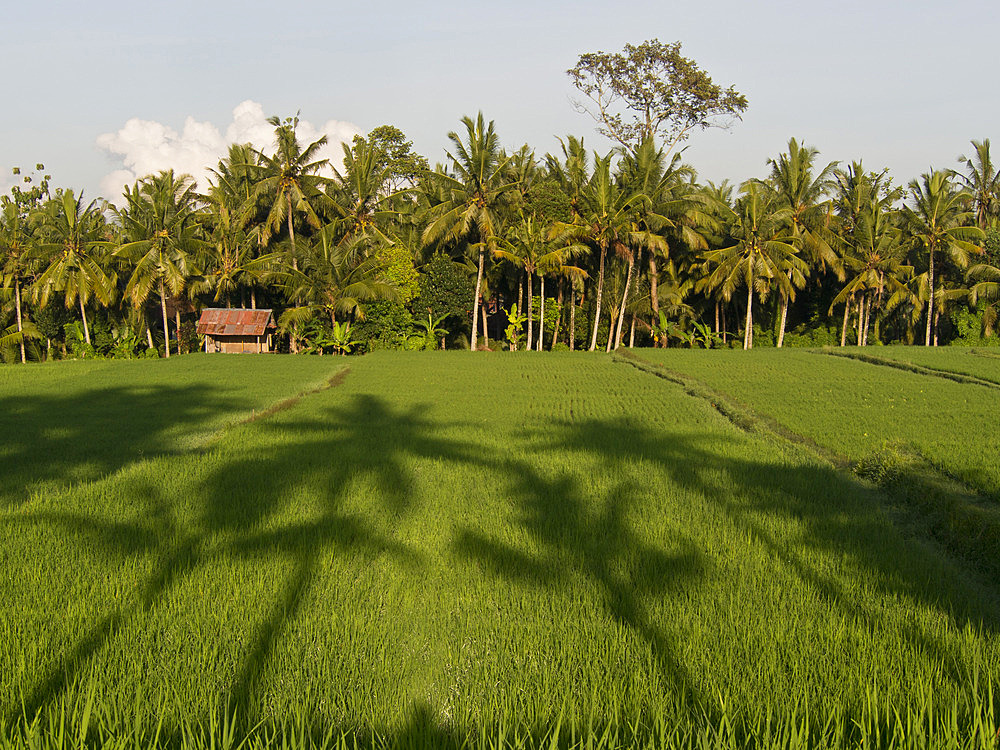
top-left (956, 139), bottom-right (1000, 231)
top-left (766, 138), bottom-right (839, 347)
top-left (32, 190), bottom-right (115, 345)
top-left (283, 224), bottom-right (398, 331)
top-left (115, 170), bottom-right (205, 357)
top-left (249, 114), bottom-right (329, 270)
top-left (702, 181), bottom-right (805, 349)
top-left (0, 203), bottom-right (36, 364)
top-left (901, 171), bottom-right (983, 346)
top-left (830, 204), bottom-right (911, 346)
top-left (551, 153), bottom-right (650, 351)
top-left (617, 137), bottom-right (708, 349)
top-left (0, 168), bottom-right (49, 364)
top-left (422, 113), bottom-right (516, 351)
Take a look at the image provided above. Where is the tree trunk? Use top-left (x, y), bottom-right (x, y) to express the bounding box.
top-left (551, 281), bottom-right (564, 349)
top-left (160, 283), bottom-right (170, 358)
top-left (629, 315), bottom-right (636, 348)
top-left (841, 298), bottom-right (850, 347)
top-left (714, 301), bottom-right (720, 337)
top-left (470, 246), bottom-right (485, 351)
top-left (860, 295), bottom-right (867, 347)
top-left (721, 303), bottom-right (727, 344)
top-left (863, 295), bottom-right (873, 347)
top-left (569, 287), bottom-right (577, 351)
top-left (175, 310), bottom-right (182, 353)
top-left (933, 309), bottom-right (940, 346)
top-left (605, 301), bottom-right (617, 352)
top-left (589, 242), bottom-right (607, 351)
top-left (649, 256), bottom-right (659, 345)
top-left (146, 321), bottom-right (154, 350)
top-left (79, 296), bottom-right (91, 346)
top-left (286, 194), bottom-right (298, 272)
top-left (925, 244), bottom-right (935, 346)
top-left (517, 274), bottom-right (524, 316)
top-left (251, 287), bottom-right (257, 310)
top-left (857, 292), bottom-right (864, 347)
top-left (613, 253), bottom-right (634, 350)
top-left (481, 303), bottom-right (489, 349)
top-left (15, 281), bottom-right (25, 364)
top-left (776, 294), bottom-right (788, 348)
top-left (526, 273), bottom-right (534, 351)
top-left (538, 275), bottom-right (546, 351)
top-left (743, 285), bottom-right (753, 350)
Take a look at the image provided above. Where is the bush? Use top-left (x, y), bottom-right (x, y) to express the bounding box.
top-left (353, 300), bottom-right (415, 351)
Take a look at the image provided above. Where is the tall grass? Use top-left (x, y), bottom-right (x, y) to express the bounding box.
top-left (1, 352), bottom-right (998, 748)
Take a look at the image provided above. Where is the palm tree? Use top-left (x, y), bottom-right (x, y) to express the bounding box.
top-left (0, 169), bottom-right (49, 364)
top-left (766, 138), bottom-right (839, 347)
top-left (32, 190), bottom-right (115, 345)
top-left (422, 113), bottom-right (516, 351)
top-left (901, 171), bottom-right (983, 346)
top-left (551, 153), bottom-right (647, 351)
top-left (115, 170), bottom-right (205, 357)
top-left (0, 202), bottom-right (36, 364)
top-left (198, 146), bottom-right (278, 308)
top-left (249, 114), bottom-right (329, 271)
top-left (702, 181), bottom-right (805, 349)
top-left (830, 204), bottom-right (911, 346)
top-left (325, 136), bottom-right (402, 244)
top-left (967, 261), bottom-right (1000, 338)
top-left (494, 215), bottom-right (577, 350)
top-left (617, 137), bottom-right (708, 349)
top-left (283, 224), bottom-right (398, 331)
top-left (956, 139), bottom-right (1000, 231)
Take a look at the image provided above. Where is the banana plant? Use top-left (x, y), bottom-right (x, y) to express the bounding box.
top-left (409, 313), bottom-right (449, 350)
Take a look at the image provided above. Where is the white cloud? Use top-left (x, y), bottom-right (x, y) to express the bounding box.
top-left (96, 100), bottom-right (362, 203)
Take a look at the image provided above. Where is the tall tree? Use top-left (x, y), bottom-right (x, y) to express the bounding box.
top-left (551, 153), bottom-right (647, 351)
top-left (423, 113), bottom-right (516, 351)
top-left (249, 114), bottom-right (329, 271)
top-left (956, 139), bottom-right (1000, 231)
top-left (0, 165), bottom-right (49, 363)
top-left (901, 171), bottom-right (983, 346)
top-left (702, 181), bottom-right (805, 349)
top-left (766, 138), bottom-right (839, 347)
top-left (115, 170), bottom-right (204, 357)
top-left (568, 39), bottom-right (748, 152)
top-left (32, 190), bottom-right (114, 345)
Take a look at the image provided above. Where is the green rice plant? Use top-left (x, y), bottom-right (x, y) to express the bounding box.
top-left (1, 352), bottom-right (999, 748)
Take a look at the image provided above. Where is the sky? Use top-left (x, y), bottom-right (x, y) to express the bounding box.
top-left (2, 0), bottom-right (998, 201)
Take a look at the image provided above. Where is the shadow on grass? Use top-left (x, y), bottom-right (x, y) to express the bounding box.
top-left (6, 389), bottom-right (1000, 737)
top-left (4, 393), bottom-right (480, 729)
top-left (0, 384), bottom-right (247, 509)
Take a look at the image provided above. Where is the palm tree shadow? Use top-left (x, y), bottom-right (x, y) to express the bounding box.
top-left (192, 394), bottom-right (482, 723)
top-left (537, 416), bottom-right (1000, 688)
top-left (8, 394), bottom-right (478, 728)
top-left (454, 461), bottom-right (709, 707)
top-left (0, 383), bottom-right (246, 509)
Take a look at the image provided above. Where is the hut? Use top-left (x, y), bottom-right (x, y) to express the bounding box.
top-left (196, 308), bottom-right (277, 353)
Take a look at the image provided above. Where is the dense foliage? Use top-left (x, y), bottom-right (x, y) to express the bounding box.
top-left (3, 41), bottom-right (999, 362)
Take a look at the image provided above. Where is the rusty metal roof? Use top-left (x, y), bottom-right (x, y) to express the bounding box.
top-left (196, 308), bottom-right (276, 336)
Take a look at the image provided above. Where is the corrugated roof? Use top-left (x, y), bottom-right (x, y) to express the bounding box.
top-left (196, 308), bottom-right (276, 336)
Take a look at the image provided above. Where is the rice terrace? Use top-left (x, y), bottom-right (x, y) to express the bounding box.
top-left (4, 11), bottom-right (1000, 748)
top-left (1, 348), bottom-right (999, 749)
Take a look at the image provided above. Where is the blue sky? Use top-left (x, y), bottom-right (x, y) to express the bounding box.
top-left (2, 0), bottom-right (997, 199)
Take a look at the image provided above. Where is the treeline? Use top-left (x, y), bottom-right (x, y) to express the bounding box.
top-left (2, 114), bottom-right (1000, 361)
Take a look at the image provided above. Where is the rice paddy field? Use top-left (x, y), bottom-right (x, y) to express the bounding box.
top-left (1, 349), bottom-right (998, 749)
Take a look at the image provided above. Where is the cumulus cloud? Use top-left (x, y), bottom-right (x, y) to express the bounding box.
top-left (97, 100), bottom-right (362, 202)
